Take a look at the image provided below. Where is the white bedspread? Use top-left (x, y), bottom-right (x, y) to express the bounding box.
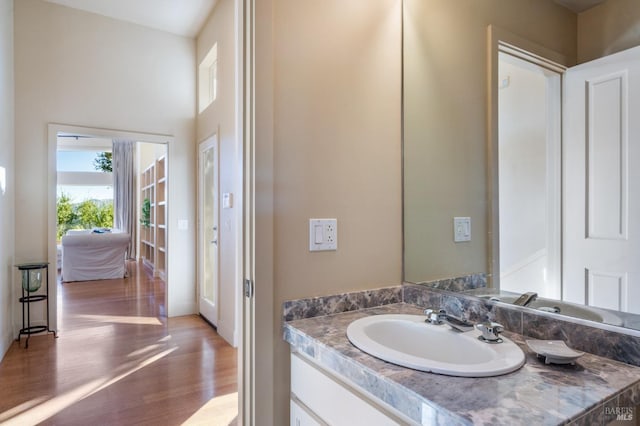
top-left (61, 232), bottom-right (130, 282)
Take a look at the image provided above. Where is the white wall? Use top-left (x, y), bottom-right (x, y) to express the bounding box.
top-left (14, 0), bottom-right (197, 319)
top-left (255, 1), bottom-right (403, 423)
top-left (0, 0), bottom-right (15, 361)
top-left (196, 0), bottom-right (239, 346)
top-left (498, 57), bottom-right (547, 294)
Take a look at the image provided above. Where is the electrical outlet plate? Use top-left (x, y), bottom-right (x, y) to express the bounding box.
top-left (309, 218), bottom-right (338, 251)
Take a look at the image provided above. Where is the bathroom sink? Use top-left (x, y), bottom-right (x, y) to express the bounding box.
top-left (346, 314), bottom-right (525, 377)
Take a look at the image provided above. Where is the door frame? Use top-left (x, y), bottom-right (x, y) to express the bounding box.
top-left (496, 51), bottom-right (563, 298)
top-left (47, 123), bottom-right (173, 332)
top-left (486, 25), bottom-right (569, 289)
top-left (197, 133), bottom-right (220, 326)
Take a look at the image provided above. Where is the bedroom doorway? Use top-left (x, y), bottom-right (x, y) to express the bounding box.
top-left (48, 124), bottom-right (173, 331)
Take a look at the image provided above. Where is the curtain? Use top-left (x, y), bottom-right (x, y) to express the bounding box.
top-left (112, 139), bottom-right (136, 259)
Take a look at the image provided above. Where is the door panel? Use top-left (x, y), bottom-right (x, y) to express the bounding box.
top-left (563, 45), bottom-right (640, 313)
top-left (199, 136), bottom-right (219, 324)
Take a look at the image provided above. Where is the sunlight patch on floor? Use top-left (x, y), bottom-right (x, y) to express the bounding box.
top-left (0, 397), bottom-right (47, 423)
top-left (73, 314), bottom-right (163, 325)
top-left (0, 347), bottom-right (178, 425)
top-left (181, 392), bottom-right (238, 426)
top-left (127, 343), bottom-right (161, 357)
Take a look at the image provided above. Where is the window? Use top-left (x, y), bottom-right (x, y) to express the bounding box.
top-left (56, 150), bottom-right (113, 239)
top-left (199, 43), bottom-right (218, 113)
top-left (56, 150), bottom-right (113, 202)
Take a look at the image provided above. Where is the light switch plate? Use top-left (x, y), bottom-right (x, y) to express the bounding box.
top-left (453, 217), bottom-right (471, 242)
top-left (309, 218), bottom-right (338, 251)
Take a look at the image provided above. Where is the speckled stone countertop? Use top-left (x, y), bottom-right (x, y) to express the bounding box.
top-left (284, 303), bottom-right (640, 425)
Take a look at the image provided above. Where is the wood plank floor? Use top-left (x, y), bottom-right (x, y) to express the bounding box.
top-left (0, 261), bottom-right (238, 426)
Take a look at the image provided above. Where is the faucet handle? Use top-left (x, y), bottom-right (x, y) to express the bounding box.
top-left (424, 308), bottom-right (446, 324)
top-left (476, 321), bottom-right (504, 343)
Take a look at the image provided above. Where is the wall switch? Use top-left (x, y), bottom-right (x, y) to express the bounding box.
top-left (453, 217), bottom-right (471, 242)
top-left (309, 219), bottom-right (338, 251)
top-left (178, 219), bottom-right (189, 231)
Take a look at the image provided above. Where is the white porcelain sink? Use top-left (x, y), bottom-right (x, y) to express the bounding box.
top-left (346, 314), bottom-right (525, 377)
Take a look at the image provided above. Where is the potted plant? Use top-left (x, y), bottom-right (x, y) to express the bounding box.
top-left (140, 198), bottom-right (151, 228)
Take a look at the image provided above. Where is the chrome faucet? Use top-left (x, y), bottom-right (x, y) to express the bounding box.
top-left (476, 321), bottom-right (504, 343)
top-left (424, 308), bottom-right (447, 325)
top-left (424, 309), bottom-right (474, 332)
top-left (512, 291), bottom-right (538, 307)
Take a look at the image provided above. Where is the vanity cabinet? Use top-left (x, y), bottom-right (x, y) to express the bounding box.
top-left (290, 353), bottom-right (413, 426)
top-left (290, 399), bottom-right (321, 426)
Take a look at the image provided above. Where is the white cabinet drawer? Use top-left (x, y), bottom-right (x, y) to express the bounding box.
top-left (291, 353), bottom-right (404, 426)
top-left (290, 399), bottom-right (323, 426)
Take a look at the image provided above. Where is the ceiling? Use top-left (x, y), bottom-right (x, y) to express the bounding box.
top-left (42, 0), bottom-right (218, 38)
top-left (553, 0), bottom-right (607, 13)
top-left (42, 0), bottom-right (607, 37)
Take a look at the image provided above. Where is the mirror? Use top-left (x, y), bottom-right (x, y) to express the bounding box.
top-left (403, 0), bottom-right (640, 331)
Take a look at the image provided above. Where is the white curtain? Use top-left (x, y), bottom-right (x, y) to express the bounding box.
top-left (113, 139), bottom-right (136, 259)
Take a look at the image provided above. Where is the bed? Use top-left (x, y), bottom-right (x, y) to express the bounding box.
top-left (61, 230), bottom-right (130, 282)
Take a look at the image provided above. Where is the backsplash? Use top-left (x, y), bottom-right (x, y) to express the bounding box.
top-left (283, 279), bottom-right (640, 367)
top-left (282, 286), bottom-right (402, 322)
top-left (404, 283), bottom-right (640, 368)
top-left (415, 272), bottom-right (487, 292)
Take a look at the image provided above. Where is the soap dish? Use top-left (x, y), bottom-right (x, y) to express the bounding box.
top-left (526, 339), bottom-right (585, 365)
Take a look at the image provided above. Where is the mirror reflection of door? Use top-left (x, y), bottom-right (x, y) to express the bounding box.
top-left (563, 46), bottom-right (640, 314)
top-left (498, 50), bottom-right (562, 299)
top-left (199, 136), bottom-right (219, 325)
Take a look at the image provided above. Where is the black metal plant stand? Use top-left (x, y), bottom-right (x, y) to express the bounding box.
top-left (16, 262), bottom-right (57, 348)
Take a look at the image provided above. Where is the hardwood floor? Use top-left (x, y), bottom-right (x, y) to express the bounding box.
top-left (0, 261), bottom-right (238, 426)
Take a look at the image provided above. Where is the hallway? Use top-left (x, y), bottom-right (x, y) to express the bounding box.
top-left (0, 262), bottom-right (238, 425)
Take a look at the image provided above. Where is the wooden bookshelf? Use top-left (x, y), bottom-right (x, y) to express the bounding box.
top-left (139, 155), bottom-right (167, 279)
top-left (155, 156), bottom-right (167, 279)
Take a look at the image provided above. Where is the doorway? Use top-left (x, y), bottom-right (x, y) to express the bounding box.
top-left (497, 50), bottom-right (562, 299)
top-left (48, 124), bottom-right (173, 331)
top-left (198, 135), bottom-right (220, 326)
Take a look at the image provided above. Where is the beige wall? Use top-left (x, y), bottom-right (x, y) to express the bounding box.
top-left (403, 0), bottom-right (577, 282)
top-left (0, 0), bottom-right (15, 361)
top-left (14, 0), bottom-right (197, 318)
top-left (578, 0), bottom-right (640, 63)
top-left (255, 0), bottom-right (403, 423)
top-left (196, 0), bottom-right (239, 346)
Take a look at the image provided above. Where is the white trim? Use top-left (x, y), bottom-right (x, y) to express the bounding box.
top-left (499, 42), bottom-right (566, 74)
top-left (234, 0), bottom-right (248, 422)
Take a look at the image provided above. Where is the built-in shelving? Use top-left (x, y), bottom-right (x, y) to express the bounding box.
top-left (139, 155), bottom-right (167, 279)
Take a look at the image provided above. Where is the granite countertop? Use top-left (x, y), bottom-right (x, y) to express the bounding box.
top-left (284, 303), bottom-right (640, 425)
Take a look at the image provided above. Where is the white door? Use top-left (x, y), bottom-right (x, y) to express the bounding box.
top-left (198, 136), bottom-right (220, 324)
top-left (563, 45), bottom-right (640, 314)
